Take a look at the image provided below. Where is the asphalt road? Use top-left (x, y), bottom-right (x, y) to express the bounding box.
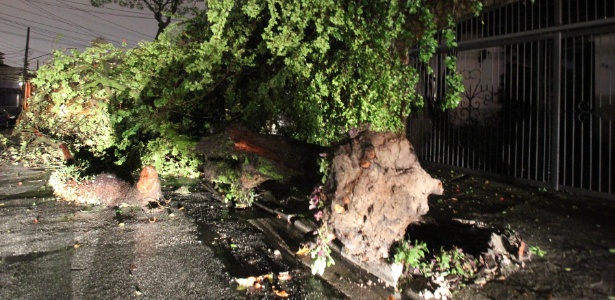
top-left (0, 164), bottom-right (248, 299)
top-left (0, 164), bottom-right (395, 300)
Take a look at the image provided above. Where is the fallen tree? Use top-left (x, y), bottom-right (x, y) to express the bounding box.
top-left (197, 126), bottom-right (443, 264)
top-left (195, 126), bottom-right (326, 204)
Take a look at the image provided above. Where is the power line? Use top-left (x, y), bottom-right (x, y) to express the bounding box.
top-left (1, 1), bottom-right (155, 51)
top-left (19, 0), bottom-right (111, 38)
top-left (25, 0), bottom-right (153, 40)
top-left (0, 26), bottom-right (91, 61)
top-left (0, 0), bottom-right (177, 68)
top-left (23, 0), bottom-right (153, 43)
top-left (58, 0), bottom-right (154, 17)
top-left (0, 41), bottom-right (24, 52)
top-left (0, 13), bottom-right (102, 43)
top-left (8, 0), bottom-right (129, 43)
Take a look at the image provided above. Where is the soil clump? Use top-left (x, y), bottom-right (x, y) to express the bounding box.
top-left (324, 131), bottom-right (443, 261)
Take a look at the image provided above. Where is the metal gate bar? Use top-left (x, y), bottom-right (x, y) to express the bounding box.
top-left (409, 0), bottom-right (615, 200)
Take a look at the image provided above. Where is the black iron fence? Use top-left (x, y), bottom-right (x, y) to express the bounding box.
top-left (408, 0), bottom-right (615, 200)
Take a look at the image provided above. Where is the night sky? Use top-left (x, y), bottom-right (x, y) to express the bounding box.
top-left (1, 0), bottom-right (166, 69)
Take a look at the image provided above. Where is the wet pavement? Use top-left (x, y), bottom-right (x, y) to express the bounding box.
top-left (1, 145), bottom-right (614, 299)
top-left (0, 165), bottom-right (240, 299)
top-left (0, 164), bottom-right (394, 299)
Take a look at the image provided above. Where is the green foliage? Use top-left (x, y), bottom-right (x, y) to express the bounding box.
top-left (317, 155), bottom-right (330, 184)
top-left (255, 158), bottom-right (284, 181)
top-left (18, 35), bottom-right (206, 177)
top-left (48, 164), bottom-right (90, 188)
top-left (393, 240), bottom-right (430, 273)
top-left (208, 159), bottom-right (257, 206)
top-left (529, 245), bottom-right (547, 257)
top-left (393, 241), bottom-right (477, 281)
top-left (20, 0), bottom-right (483, 191)
top-left (434, 247), bottom-right (475, 278)
top-left (141, 136), bottom-right (201, 178)
top-left (0, 133), bottom-right (7, 144)
top-left (1, 130), bottom-right (66, 167)
top-left (0, 134), bottom-right (8, 154)
top-left (310, 223), bottom-right (335, 276)
top-left (209, 160), bottom-right (242, 202)
top-left (178, 0), bottom-right (483, 145)
top-left (205, 154), bottom-right (283, 206)
top-left (20, 45), bottom-right (119, 156)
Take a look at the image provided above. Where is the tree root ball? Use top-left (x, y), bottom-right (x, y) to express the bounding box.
top-left (324, 131), bottom-right (443, 261)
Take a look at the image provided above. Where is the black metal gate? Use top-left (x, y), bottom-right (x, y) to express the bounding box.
top-left (408, 0), bottom-right (615, 200)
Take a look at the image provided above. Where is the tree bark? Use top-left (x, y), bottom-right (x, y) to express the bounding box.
top-left (198, 127), bottom-right (444, 264)
top-left (196, 125), bottom-right (326, 191)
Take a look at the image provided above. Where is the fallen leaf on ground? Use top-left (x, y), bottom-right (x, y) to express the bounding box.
top-left (235, 274), bottom-right (276, 290)
top-left (278, 272), bottom-right (292, 281)
top-left (235, 276), bottom-right (257, 287)
top-left (296, 245), bottom-right (310, 256)
top-left (273, 287), bottom-right (289, 298)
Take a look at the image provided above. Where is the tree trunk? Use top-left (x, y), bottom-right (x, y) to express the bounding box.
top-left (197, 127), bottom-right (443, 263)
top-left (196, 126), bottom-right (326, 193)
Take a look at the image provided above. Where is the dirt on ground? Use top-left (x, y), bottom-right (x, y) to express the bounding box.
top-left (414, 167), bottom-right (615, 300)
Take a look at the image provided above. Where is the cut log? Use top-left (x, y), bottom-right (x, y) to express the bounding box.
top-left (51, 165), bottom-right (163, 206)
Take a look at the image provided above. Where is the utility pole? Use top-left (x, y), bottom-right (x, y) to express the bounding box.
top-left (22, 27), bottom-right (30, 103)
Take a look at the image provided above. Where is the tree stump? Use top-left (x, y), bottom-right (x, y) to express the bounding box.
top-left (324, 131), bottom-right (443, 261)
